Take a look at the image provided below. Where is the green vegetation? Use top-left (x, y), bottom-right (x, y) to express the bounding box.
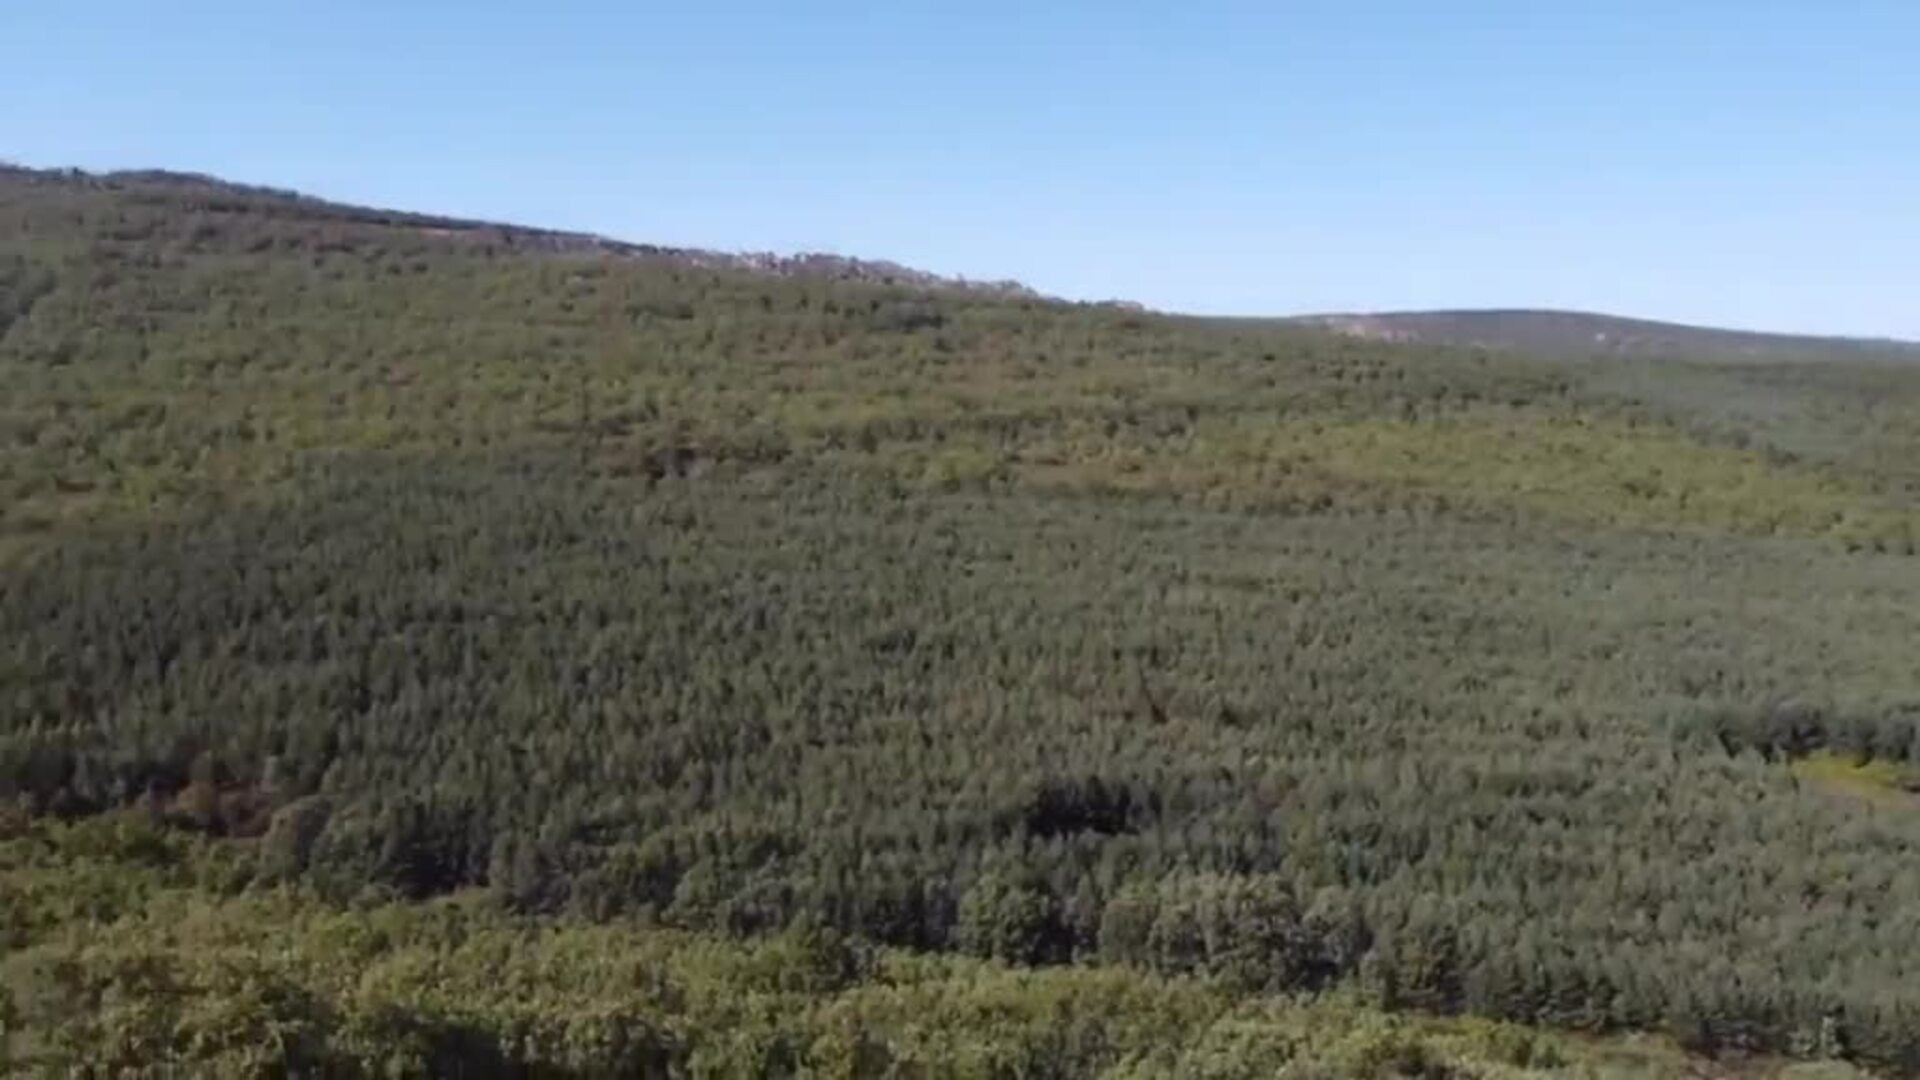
top-left (0, 814), bottom-right (1849, 1077)
top-left (6, 166), bottom-right (1920, 1074)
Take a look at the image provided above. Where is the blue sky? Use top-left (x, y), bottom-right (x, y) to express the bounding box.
top-left (4, 2), bottom-right (1916, 337)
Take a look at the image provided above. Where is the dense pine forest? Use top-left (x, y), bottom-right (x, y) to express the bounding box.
top-left (5, 165), bottom-right (1920, 1076)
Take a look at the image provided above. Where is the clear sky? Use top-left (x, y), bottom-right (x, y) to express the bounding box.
top-left (4, 2), bottom-right (1916, 337)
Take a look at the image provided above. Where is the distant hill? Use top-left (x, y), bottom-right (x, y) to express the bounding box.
top-left (1289, 309), bottom-right (1920, 364)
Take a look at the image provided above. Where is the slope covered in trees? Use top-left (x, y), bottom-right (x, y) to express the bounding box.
top-left (6, 167), bottom-right (1920, 1074)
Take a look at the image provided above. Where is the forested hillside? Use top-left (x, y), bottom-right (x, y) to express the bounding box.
top-left (6, 166), bottom-right (1920, 1075)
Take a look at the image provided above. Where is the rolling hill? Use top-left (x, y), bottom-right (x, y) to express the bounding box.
top-left (5, 164), bottom-right (1920, 1076)
top-left (1292, 308), bottom-right (1920, 364)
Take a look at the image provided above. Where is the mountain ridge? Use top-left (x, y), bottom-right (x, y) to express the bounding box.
top-left (0, 162), bottom-right (1042, 300)
top-left (13, 163), bottom-right (1913, 359)
top-left (1287, 308), bottom-right (1920, 363)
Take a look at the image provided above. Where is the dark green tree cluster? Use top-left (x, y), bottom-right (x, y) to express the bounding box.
top-left (7, 457), bottom-right (1920, 1068)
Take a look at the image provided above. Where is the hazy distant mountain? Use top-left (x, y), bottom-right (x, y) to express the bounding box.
top-left (1289, 309), bottom-right (1920, 364)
